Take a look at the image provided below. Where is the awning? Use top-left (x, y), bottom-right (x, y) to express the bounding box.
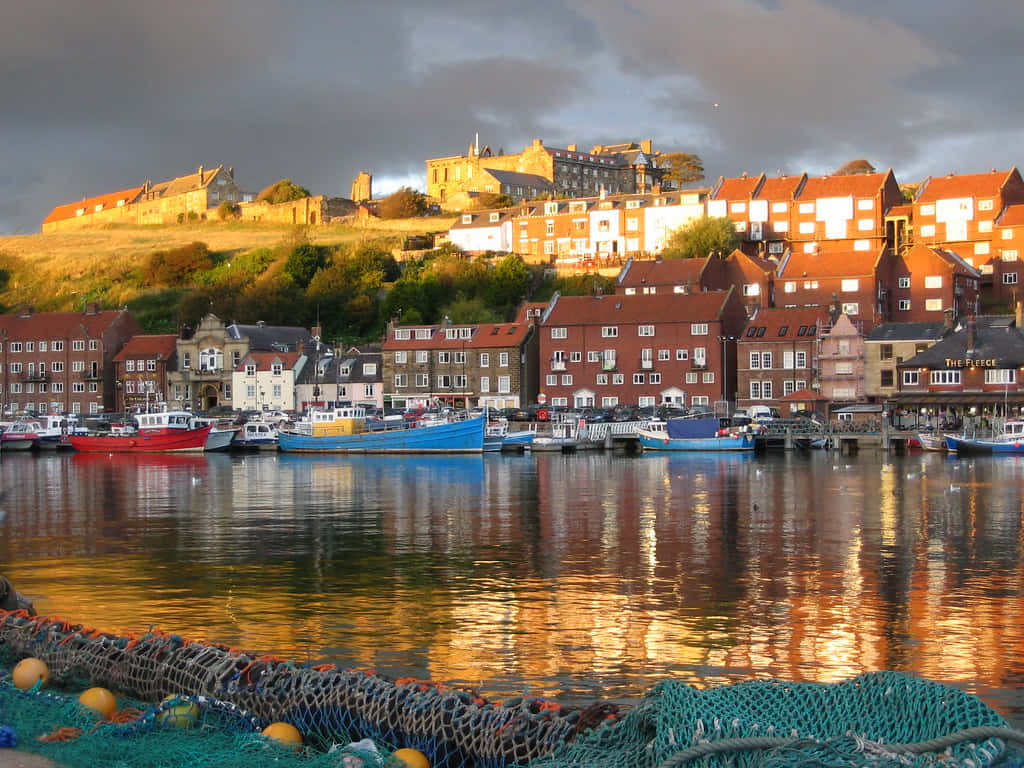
top-left (889, 392), bottom-right (1024, 406)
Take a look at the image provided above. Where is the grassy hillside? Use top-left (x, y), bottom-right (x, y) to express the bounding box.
top-left (0, 217), bottom-right (454, 312)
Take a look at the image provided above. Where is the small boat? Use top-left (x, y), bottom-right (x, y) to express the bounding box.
top-left (190, 416), bottom-right (239, 452)
top-left (1, 420), bottom-right (43, 451)
top-left (943, 419), bottom-right (1024, 454)
top-left (636, 416), bottom-right (756, 452)
top-left (916, 432), bottom-right (947, 452)
top-left (530, 417), bottom-right (601, 453)
top-left (278, 406), bottom-right (485, 453)
top-left (232, 420), bottom-right (280, 451)
top-left (68, 423), bottom-right (213, 453)
top-left (483, 419), bottom-right (535, 453)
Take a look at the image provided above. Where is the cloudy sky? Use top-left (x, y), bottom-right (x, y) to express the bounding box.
top-left (2, 0), bottom-right (1020, 234)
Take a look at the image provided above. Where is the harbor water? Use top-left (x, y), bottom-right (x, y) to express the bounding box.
top-left (1, 448), bottom-right (1022, 729)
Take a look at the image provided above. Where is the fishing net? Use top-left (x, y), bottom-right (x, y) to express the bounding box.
top-left (2, 609), bottom-right (1023, 768)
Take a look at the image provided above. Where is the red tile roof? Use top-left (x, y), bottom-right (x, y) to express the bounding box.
top-left (42, 186), bottom-right (144, 225)
top-left (915, 168), bottom-right (1019, 203)
top-left (238, 351), bottom-right (303, 371)
top-left (546, 291), bottom-right (731, 324)
top-left (713, 174), bottom-right (764, 200)
top-left (743, 306), bottom-right (828, 337)
top-left (618, 257), bottom-right (708, 288)
top-left (0, 309), bottom-right (131, 340)
top-left (798, 172), bottom-right (890, 199)
top-left (997, 203), bottom-right (1024, 227)
top-left (113, 334), bottom-right (178, 361)
top-left (383, 322), bottom-right (533, 350)
top-left (779, 248), bottom-right (884, 279)
top-left (756, 174), bottom-right (806, 200)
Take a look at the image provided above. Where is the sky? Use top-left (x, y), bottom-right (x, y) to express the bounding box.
top-left (2, 0), bottom-right (1021, 235)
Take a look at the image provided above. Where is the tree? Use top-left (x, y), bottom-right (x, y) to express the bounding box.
top-left (217, 201), bottom-right (241, 221)
top-left (257, 179), bottom-right (311, 204)
top-left (662, 216), bottom-right (740, 259)
top-left (466, 192), bottom-right (514, 210)
top-left (377, 187), bottom-right (428, 219)
top-left (284, 243), bottom-right (329, 288)
top-left (656, 152), bottom-right (705, 187)
top-left (834, 159), bottom-right (876, 176)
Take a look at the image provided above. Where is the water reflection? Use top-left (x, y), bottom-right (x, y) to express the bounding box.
top-left (0, 450), bottom-right (1021, 726)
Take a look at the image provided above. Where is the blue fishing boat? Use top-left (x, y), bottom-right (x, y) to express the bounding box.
top-left (636, 416), bottom-right (756, 452)
top-left (278, 407), bottom-right (485, 453)
top-left (943, 418), bottom-right (1024, 454)
top-left (483, 420), bottom-right (535, 452)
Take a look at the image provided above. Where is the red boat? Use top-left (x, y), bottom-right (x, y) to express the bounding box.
top-left (68, 424), bottom-right (212, 453)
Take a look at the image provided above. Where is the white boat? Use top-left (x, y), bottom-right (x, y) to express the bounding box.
top-left (916, 432), bottom-right (947, 452)
top-left (483, 419), bottom-right (535, 453)
top-left (190, 416), bottom-right (239, 452)
top-left (1, 420), bottom-right (43, 451)
top-left (530, 417), bottom-right (602, 453)
top-left (232, 420), bottom-right (280, 451)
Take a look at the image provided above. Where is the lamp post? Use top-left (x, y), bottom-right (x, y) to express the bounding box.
top-left (718, 335), bottom-right (736, 414)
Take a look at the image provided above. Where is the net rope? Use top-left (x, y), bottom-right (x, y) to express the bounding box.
top-left (2, 609), bottom-right (1023, 768)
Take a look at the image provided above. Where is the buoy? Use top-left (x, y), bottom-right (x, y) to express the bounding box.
top-left (157, 695), bottom-right (200, 728)
top-left (12, 657), bottom-right (49, 690)
top-left (261, 721), bottom-right (302, 746)
top-left (78, 687), bottom-right (118, 719)
top-left (393, 747), bottom-right (431, 768)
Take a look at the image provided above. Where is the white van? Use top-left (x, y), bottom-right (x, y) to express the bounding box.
top-left (748, 405), bottom-right (780, 422)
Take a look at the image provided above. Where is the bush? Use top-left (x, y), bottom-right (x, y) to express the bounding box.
top-left (217, 201), bottom-right (240, 221)
top-left (257, 179), bottom-right (311, 204)
top-left (377, 187), bottom-right (427, 219)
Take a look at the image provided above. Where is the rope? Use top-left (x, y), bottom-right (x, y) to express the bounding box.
top-left (656, 727), bottom-right (1024, 767)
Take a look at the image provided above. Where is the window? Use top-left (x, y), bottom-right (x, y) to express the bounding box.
top-left (930, 370), bottom-right (961, 385)
top-left (898, 277), bottom-right (910, 288)
top-left (588, 351), bottom-right (601, 363)
top-left (979, 220), bottom-right (993, 233)
top-left (416, 350), bottom-right (428, 364)
top-left (416, 373), bottom-right (429, 387)
top-left (363, 363), bottom-right (377, 376)
top-left (985, 369), bottom-right (1016, 385)
top-left (479, 376), bottom-right (490, 392)
top-left (638, 325), bottom-right (654, 336)
top-left (272, 363), bottom-right (283, 376)
top-left (454, 374), bottom-right (467, 389)
top-left (601, 326), bottom-right (618, 338)
top-left (147, 360), bottom-right (156, 372)
top-left (612, 373), bottom-right (624, 385)
top-left (1003, 229), bottom-right (1014, 240)
top-left (749, 352), bottom-right (761, 369)
top-left (489, 212), bottom-right (500, 222)
top-left (89, 341), bottom-right (97, 350)
top-left (1003, 273), bottom-right (1019, 285)
top-left (51, 362), bottom-right (64, 373)
top-left (743, 284), bottom-right (760, 296)
top-left (690, 323), bottom-right (708, 335)
top-left (975, 242), bottom-right (990, 255)
top-left (842, 303), bottom-right (860, 315)
top-left (453, 351), bottom-right (465, 364)
top-left (479, 352), bottom-right (489, 367)
top-left (799, 202), bottom-right (814, 214)
top-left (979, 199), bottom-right (994, 211)
top-left (1003, 250), bottom-right (1019, 261)
top-left (25, 342), bottom-right (34, 352)
top-left (394, 329), bottom-right (410, 340)
top-left (245, 363), bottom-right (256, 376)
top-left (898, 299), bottom-right (911, 310)
top-left (633, 373), bottom-right (645, 384)
top-left (438, 351), bottom-right (451, 364)
top-left (551, 327), bottom-right (567, 339)
top-left (437, 375), bottom-right (451, 388)
top-left (841, 279), bottom-right (859, 292)
top-left (925, 298), bottom-right (943, 311)
top-left (499, 352), bottom-right (509, 367)
top-left (497, 376), bottom-right (510, 393)
top-left (693, 346), bottom-right (707, 366)
top-left (784, 281), bottom-right (796, 293)
top-left (72, 361), bottom-right (84, 372)
top-left (561, 375), bottom-right (572, 385)
top-left (676, 348), bottom-right (688, 361)
top-left (395, 351), bottom-right (407, 364)
top-left (570, 351), bottom-right (582, 363)
top-left (125, 360), bottom-right (135, 372)
top-left (51, 341), bottom-right (64, 352)
top-left (658, 349), bottom-right (670, 361)
top-left (546, 374), bottom-right (557, 386)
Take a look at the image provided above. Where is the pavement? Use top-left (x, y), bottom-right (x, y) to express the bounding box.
top-left (0, 752), bottom-right (59, 768)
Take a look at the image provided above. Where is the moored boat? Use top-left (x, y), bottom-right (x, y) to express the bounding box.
top-left (636, 416), bottom-right (756, 452)
top-left (916, 432), bottom-right (948, 452)
top-left (278, 406), bottom-right (484, 453)
top-left (530, 416), bottom-right (601, 453)
top-left (68, 423), bottom-right (213, 453)
top-left (943, 418), bottom-right (1024, 454)
top-left (0, 420), bottom-right (43, 451)
top-left (232, 420), bottom-right (280, 451)
top-left (190, 416), bottom-right (239, 452)
top-left (484, 419), bottom-right (535, 453)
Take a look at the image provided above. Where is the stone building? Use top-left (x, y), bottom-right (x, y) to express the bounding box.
top-left (166, 314), bottom-right (311, 412)
top-left (426, 138), bottom-right (664, 210)
top-left (350, 172), bottom-right (373, 203)
top-left (112, 334), bottom-right (178, 413)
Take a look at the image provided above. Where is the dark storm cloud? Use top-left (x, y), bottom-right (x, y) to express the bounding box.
top-left (1, 0), bottom-right (1021, 233)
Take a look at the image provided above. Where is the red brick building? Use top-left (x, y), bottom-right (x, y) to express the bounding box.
top-left (0, 305), bottom-right (143, 416)
top-left (112, 334), bottom-right (178, 413)
top-left (889, 243), bottom-right (981, 323)
top-left (538, 289), bottom-right (748, 409)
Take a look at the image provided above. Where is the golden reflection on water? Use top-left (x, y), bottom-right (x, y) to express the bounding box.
top-left (1, 450), bottom-right (1022, 726)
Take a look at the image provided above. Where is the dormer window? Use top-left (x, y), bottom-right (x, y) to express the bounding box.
top-left (462, 214), bottom-right (472, 224)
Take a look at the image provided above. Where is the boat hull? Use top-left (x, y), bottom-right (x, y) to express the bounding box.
top-left (638, 430), bottom-right (755, 452)
top-left (69, 425), bottom-right (213, 453)
top-left (278, 416), bottom-right (485, 453)
top-left (944, 434), bottom-right (1024, 454)
top-left (205, 428), bottom-right (238, 452)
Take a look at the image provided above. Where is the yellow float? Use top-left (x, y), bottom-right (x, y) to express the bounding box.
top-left (12, 657), bottom-right (49, 690)
top-left (261, 721), bottom-right (302, 746)
top-left (393, 747), bottom-right (431, 768)
top-left (157, 695), bottom-right (200, 728)
top-left (78, 687), bottom-right (118, 719)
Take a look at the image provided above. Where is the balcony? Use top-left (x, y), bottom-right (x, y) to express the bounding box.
top-left (640, 359), bottom-right (653, 370)
top-left (550, 360), bottom-right (566, 372)
top-left (24, 372), bottom-right (49, 382)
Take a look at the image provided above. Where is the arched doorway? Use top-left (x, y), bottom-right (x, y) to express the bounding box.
top-left (200, 384), bottom-right (219, 411)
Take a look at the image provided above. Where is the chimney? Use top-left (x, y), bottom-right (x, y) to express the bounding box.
top-left (641, 139), bottom-right (653, 154)
top-left (198, 165), bottom-right (204, 183)
top-left (84, 302), bottom-right (99, 316)
top-left (532, 138), bottom-right (543, 148)
top-left (18, 304), bottom-right (33, 318)
top-left (567, 144), bottom-right (577, 152)
top-left (966, 316), bottom-right (976, 354)
top-left (600, 185), bottom-right (607, 200)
